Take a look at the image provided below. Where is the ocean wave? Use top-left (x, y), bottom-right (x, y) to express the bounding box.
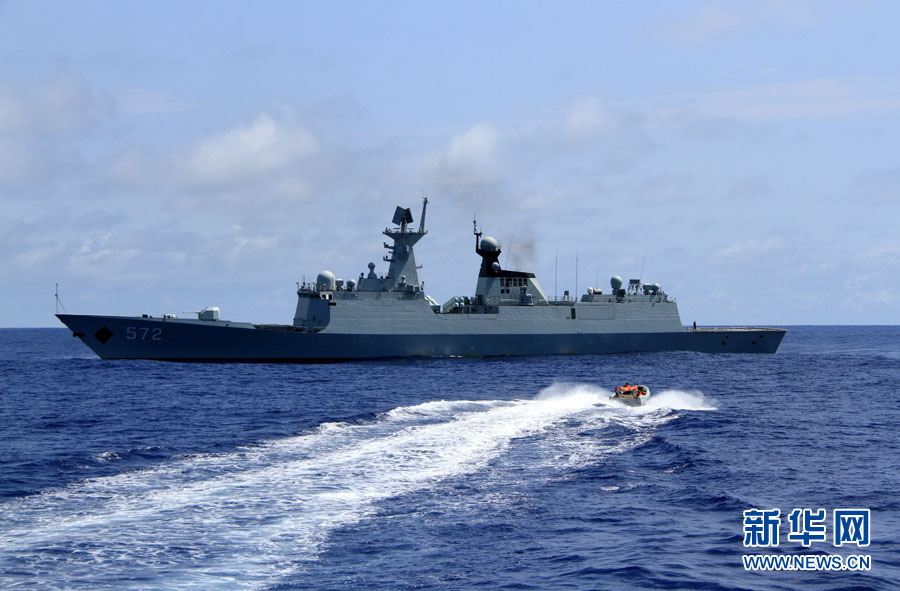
top-left (0, 383), bottom-right (662, 590)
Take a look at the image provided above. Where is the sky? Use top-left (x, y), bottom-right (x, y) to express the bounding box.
top-left (2, 0), bottom-right (899, 327)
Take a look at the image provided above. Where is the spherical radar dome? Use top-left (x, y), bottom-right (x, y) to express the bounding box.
top-left (610, 275), bottom-right (623, 290)
top-left (317, 270), bottom-right (336, 291)
top-left (481, 236), bottom-right (499, 252)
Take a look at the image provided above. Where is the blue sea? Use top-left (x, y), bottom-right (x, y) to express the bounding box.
top-left (1, 326), bottom-right (898, 590)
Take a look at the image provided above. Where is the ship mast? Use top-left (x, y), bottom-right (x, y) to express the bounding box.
top-left (382, 196), bottom-right (429, 290)
top-left (473, 215), bottom-right (482, 251)
top-left (418, 196), bottom-right (428, 233)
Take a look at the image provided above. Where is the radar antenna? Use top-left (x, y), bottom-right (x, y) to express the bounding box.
top-left (473, 214), bottom-right (482, 250)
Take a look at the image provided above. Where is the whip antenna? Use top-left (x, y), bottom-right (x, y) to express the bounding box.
top-left (575, 249), bottom-right (579, 301)
top-left (55, 283), bottom-right (67, 314)
top-left (505, 224), bottom-right (516, 268)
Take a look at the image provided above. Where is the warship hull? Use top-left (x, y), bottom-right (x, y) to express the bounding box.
top-left (57, 198), bottom-right (786, 361)
top-left (57, 314), bottom-right (785, 361)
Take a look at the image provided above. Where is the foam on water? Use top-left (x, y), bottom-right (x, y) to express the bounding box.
top-left (0, 383), bottom-right (696, 590)
top-left (641, 389), bottom-right (716, 411)
top-left (518, 384), bottom-right (711, 472)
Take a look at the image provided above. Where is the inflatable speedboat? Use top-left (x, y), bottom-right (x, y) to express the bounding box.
top-left (611, 384), bottom-right (650, 407)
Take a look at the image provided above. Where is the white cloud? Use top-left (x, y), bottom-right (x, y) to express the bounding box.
top-left (0, 137), bottom-right (37, 181)
top-left (108, 148), bottom-right (159, 187)
top-left (114, 88), bottom-right (194, 114)
top-left (232, 232), bottom-right (278, 258)
top-left (691, 78), bottom-right (900, 121)
top-left (632, 172), bottom-right (694, 206)
top-left (177, 113), bottom-right (318, 187)
top-left (0, 83), bottom-right (29, 133)
top-left (563, 97), bottom-right (613, 137)
top-left (102, 112), bottom-right (322, 217)
top-left (0, 76), bottom-right (111, 183)
top-left (422, 122), bottom-right (508, 201)
top-left (715, 237), bottom-right (784, 257)
top-left (0, 75), bottom-right (113, 135)
top-left (444, 122), bottom-right (501, 171)
top-left (664, 3), bottom-right (748, 43)
top-left (424, 97), bottom-right (656, 199)
top-left (855, 240), bottom-right (900, 264)
top-left (67, 232), bottom-right (141, 275)
top-left (850, 166), bottom-right (900, 204)
top-left (661, 1), bottom-right (814, 43)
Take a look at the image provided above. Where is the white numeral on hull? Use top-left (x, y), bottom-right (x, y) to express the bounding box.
top-left (126, 326), bottom-right (162, 341)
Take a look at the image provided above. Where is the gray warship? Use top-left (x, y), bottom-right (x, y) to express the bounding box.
top-left (57, 198), bottom-right (785, 360)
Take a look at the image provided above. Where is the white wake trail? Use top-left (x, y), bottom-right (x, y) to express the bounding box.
top-left (0, 386), bottom-right (609, 590)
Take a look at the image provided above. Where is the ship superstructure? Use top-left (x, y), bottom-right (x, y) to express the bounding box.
top-left (58, 198), bottom-right (785, 360)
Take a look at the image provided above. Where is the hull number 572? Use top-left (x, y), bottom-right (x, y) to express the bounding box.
top-left (126, 326), bottom-right (162, 341)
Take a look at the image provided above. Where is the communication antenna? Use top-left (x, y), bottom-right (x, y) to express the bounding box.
top-left (55, 283), bottom-right (67, 314)
top-left (640, 251), bottom-right (648, 282)
top-left (575, 249), bottom-right (579, 301)
top-left (505, 224), bottom-right (516, 268)
top-left (554, 246), bottom-right (558, 301)
top-left (473, 214), bottom-right (482, 249)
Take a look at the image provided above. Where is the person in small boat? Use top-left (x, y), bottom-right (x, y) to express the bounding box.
top-left (618, 383), bottom-right (638, 395)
